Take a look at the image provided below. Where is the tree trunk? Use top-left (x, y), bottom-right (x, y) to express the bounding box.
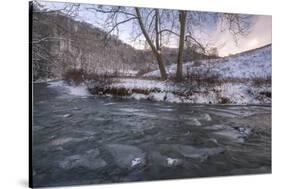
top-left (155, 9), bottom-right (160, 51)
top-left (135, 8), bottom-right (168, 80)
top-left (176, 10), bottom-right (187, 82)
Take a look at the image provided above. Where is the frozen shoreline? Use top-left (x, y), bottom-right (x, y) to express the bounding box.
top-left (87, 78), bottom-right (271, 105)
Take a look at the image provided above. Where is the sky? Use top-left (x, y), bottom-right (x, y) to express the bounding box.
top-left (212, 15), bottom-right (272, 56)
top-left (39, 1), bottom-right (272, 57)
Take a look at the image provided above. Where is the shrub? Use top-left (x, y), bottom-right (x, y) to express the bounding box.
top-left (185, 67), bottom-right (221, 86)
top-left (85, 72), bottom-right (114, 95)
top-left (220, 97), bottom-right (231, 104)
top-left (85, 72), bottom-right (113, 85)
top-left (63, 68), bottom-right (86, 85)
top-left (259, 91), bottom-right (271, 98)
top-left (193, 60), bottom-right (202, 67)
top-left (252, 75), bottom-right (271, 86)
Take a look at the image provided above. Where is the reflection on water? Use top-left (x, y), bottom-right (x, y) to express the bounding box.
top-left (32, 82), bottom-right (271, 187)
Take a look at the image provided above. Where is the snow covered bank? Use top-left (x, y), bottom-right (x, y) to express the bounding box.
top-left (88, 78), bottom-right (271, 105)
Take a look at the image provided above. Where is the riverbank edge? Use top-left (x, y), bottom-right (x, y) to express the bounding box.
top-left (86, 78), bottom-right (271, 105)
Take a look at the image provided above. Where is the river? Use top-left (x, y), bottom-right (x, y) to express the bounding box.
top-left (32, 81), bottom-right (271, 187)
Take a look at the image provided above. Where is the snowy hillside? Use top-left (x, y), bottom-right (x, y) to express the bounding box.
top-left (145, 44), bottom-right (272, 79)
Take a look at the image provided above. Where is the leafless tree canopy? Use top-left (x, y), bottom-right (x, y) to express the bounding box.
top-left (31, 1), bottom-right (253, 81)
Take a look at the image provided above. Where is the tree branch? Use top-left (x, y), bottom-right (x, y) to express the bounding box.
top-left (159, 29), bottom-right (179, 37)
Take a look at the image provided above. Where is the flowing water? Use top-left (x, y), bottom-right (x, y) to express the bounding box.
top-left (32, 81), bottom-right (271, 187)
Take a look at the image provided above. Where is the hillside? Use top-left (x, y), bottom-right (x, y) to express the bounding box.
top-left (145, 44), bottom-right (271, 79)
top-left (32, 9), bottom-right (157, 81)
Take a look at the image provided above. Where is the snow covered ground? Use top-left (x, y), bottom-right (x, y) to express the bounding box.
top-left (144, 45), bottom-right (271, 79)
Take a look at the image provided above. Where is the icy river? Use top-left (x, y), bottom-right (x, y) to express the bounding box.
top-left (32, 81), bottom-right (271, 187)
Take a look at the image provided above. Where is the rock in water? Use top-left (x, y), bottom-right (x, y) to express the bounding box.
top-left (105, 144), bottom-right (146, 169)
top-left (214, 126), bottom-right (251, 143)
top-left (202, 113), bottom-right (212, 121)
top-left (177, 145), bottom-right (224, 161)
top-left (59, 148), bottom-right (107, 170)
top-left (188, 118), bottom-right (202, 126)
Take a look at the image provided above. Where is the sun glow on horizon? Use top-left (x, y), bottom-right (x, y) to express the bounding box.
top-left (248, 39), bottom-right (259, 48)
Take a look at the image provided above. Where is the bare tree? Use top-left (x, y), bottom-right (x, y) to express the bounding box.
top-left (135, 8), bottom-right (168, 79)
top-left (176, 10), bottom-right (187, 81)
top-left (220, 13), bottom-right (252, 43)
top-left (87, 6), bottom-right (168, 80)
top-left (174, 12), bottom-right (252, 81)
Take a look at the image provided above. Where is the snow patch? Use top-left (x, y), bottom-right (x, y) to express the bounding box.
top-left (68, 85), bottom-right (90, 96)
top-left (130, 93), bottom-right (147, 100)
top-left (47, 80), bottom-right (90, 97)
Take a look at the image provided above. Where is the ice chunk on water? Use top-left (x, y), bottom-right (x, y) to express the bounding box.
top-left (131, 157), bottom-right (144, 167)
top-left (104, 103), bottom-right (116, 106)
top-left (167, 157), bottom-right (183, 167)
top-left (188, 118), bottom-right (202, 126)
top-left (63, 114), bottom-right (72, 118)
top-left (105, 144), bottom-right (146, 169)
